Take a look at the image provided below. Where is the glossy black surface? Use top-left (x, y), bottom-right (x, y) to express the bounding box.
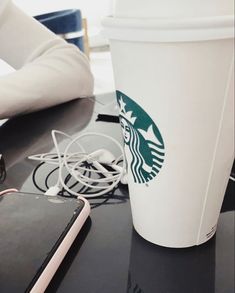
top-left (0, 94), bottom-right (234, 293)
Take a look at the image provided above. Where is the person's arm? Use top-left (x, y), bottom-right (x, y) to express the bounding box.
top-left (0, 0), bottom-right (94, 118)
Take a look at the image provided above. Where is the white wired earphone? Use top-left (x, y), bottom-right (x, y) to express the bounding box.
top-left (28, 130), bottom-right (235, 198)
top-left (28, 130), bottom-right (128, 198)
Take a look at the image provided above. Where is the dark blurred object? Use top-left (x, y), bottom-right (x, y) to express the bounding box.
top-left (0, 154), bottom-right (6, 184)
top-left (230, 159), bottom-right (235, 178)
top-left (34, 9), bottom-right (89, 56)
top-left (221, 160), bottom-right (235, 212)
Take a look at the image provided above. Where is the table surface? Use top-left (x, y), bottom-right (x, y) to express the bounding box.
top-left (0, 93), bottom-right (234, 293)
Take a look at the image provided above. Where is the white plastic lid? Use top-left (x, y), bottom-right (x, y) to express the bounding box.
top-left (102, 15), bottom-right (234, 42)
top-left (114, 0), bottom-right (234, 19)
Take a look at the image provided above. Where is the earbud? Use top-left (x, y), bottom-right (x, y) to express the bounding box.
top-left (111, 164), bottom-right (128, 184)
top-left (88, 149), bottom-right (116, 164)
top-left (120, 173), bottom-right (128, 185)
top-left (89, 151), bottom-right (122, 177)
top-left (86, 150), bottom-right (127, 183)
top-left (93, 159), bottom-right (128, 185)
top-left (92, 161), bottom-right (114, 178)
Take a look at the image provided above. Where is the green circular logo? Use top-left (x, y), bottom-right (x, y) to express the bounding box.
top-left (117, 91), bottom-right (165, 184)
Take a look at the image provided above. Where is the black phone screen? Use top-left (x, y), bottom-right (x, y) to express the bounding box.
top-left (0, 192), bottom-right (85, 293)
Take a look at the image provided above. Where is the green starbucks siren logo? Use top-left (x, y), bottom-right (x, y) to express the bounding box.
top-left (117, 91), bottom-right (165, 184)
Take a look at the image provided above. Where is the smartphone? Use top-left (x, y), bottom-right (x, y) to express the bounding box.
top-left (0, 191), bottom-right (90, 293)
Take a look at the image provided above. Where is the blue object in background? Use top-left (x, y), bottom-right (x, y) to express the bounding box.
top-left (35, 9), bottom-right (84, 52)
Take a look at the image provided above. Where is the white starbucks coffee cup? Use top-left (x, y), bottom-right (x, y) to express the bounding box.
top-left (102, 14), bottom-right (234, 247)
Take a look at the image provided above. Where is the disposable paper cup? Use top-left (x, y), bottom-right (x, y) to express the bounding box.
top-left (114, 0), bottom-right (234, 18)
top-left (102, 16), bottom-right (234, 247)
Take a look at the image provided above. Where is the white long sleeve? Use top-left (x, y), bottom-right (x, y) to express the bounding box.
top-left (0, 0), bottom-right (94, 118)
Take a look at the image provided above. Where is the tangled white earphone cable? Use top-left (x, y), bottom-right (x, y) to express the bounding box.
top-left (28, 130), bottom-right (127, 198)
